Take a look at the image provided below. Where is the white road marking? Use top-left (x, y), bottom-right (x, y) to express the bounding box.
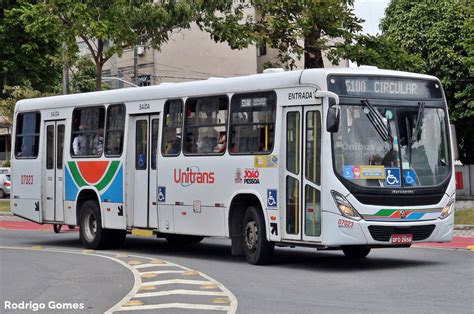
top-left (142, 279), bottom-right (211, 286)
top-left (135, 289), bottom-right (227, 298)
top-left (0, 246), bottom-right (238, 313)
top-left (115, 302), bottom-right (230, 311)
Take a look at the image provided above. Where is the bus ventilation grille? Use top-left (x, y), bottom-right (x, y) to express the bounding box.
top-left (368, 225), bottom-right (436, 242)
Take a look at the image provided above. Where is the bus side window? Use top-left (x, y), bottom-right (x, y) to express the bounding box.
top-left (15, 112), bottom-right (41, 159)
top-left (162, 99), bottom-right (183, 156)
top-left (229, 92), bottom-right (276, 154)
top-left (183, 95), bottom-right (228, 155)
top-left (105, 104), bottom-right (125, 157)
top-left (71, 107), bottom-right (105, 157)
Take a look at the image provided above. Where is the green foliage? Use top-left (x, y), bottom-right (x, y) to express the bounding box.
top-left (18, 0), bottom-right (245, 90)
top-left (70, 57), bottom-right (98, 93)
top-left (0, 84), bottom-right (55, 125)
top-left (1, 1), bottom-right (62, 94)
top-left (203, 0), bottom-right (363, 69)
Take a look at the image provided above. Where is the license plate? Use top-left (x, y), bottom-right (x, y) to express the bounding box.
top-left (391, 234), bottom-right (413, 244)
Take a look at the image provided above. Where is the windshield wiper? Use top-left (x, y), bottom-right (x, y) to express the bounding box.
top-left (361, 99), bottom-right (391, 142)
top-left (408, 101), bottom-right (425, 163)
top-left (411, 101), bottom-right (425, 143)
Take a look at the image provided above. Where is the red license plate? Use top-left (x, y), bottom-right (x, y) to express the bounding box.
top-left (391, 234), bottom-right (413, 244)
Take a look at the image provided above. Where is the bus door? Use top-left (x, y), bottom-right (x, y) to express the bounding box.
top-left (127, 114), bottom-right (160, 228)
top-left (43, 120), bottom-right (66, 222)
top-left (282, 106), bottom-right (322, 242)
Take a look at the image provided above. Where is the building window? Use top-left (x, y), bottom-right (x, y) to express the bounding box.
top-left (137, 74), bottom-right (152, 87)
top-left (71, 107), bottom-right (105, 157)
top-left (162, 99), bottom-right (183, 156)
top-left (105, 104), bottom-right (125, 157)
top-left (15, 112), bottom-right (41, 159)
top-left (183, 96), bottom-right (228, 155)
top-left (229, 92), bottom-right (276, 154)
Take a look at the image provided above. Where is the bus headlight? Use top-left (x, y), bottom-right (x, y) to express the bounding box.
top-left (439, 198), bottom-right (455, 220)
top-left (331, 191), bottom-right (362, 221)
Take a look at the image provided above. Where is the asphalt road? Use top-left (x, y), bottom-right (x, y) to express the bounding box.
top-left (0, 228), bottom-right (473, 313)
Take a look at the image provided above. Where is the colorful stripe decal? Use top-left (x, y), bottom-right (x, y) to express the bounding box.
top-left (65, 161), bottom-right (123, 202)
top-left (362, 209), bottom-right (442, 221)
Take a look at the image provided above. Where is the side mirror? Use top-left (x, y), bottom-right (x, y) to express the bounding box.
top-left (450, 124), bottom-right (459, 160)
top-left (327, 107), bottom-right (340, 133)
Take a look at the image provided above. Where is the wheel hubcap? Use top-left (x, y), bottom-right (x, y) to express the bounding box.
top-left (83, 210), bottom-right (97, 242)
top-left (245, 220), bottom-right (258, 251)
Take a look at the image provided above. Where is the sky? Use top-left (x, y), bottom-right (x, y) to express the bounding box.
top-left (353, 0), bottom-right (391, 35)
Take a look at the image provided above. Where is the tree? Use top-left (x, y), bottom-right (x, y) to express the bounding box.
top-left (336, 0), bottom-right (473, 162)
top-left (1, 0), bottom-right (62, 94)
top-left (204, 0), bottom-right (363, 69)
top-left (17, 0), bottom-right (244, 91)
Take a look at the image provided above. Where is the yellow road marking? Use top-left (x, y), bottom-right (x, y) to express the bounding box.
top-left (467, 245), bottom-right (474, 251)
top-left (82, 249), bottom-right (95, 254)
top-left (182, 270), bottom-right (199, 276)
top-left (139, 286), bottom-right (157, 291)
top-left (124, 299), bottom-right (144, 307)
top-left (212, 297), bottom-right (230, 304)
top-left (128, 260), bottom-right (142, 265)
top-left (31, 246), bottom-right (43, 250)
top-left (150, 259), bottom-right (164, 264)
top-left (141, 273), bottom-right (157, 278)
top-left (115, 253), bottom-right (128, 258)
top-left (200, 283), bottom-right (218, 289)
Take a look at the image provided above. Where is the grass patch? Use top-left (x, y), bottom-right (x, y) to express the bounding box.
top-left (455, 209), bottom-right (474, 225)
top-left (0, 200), bottom-right (10, 212)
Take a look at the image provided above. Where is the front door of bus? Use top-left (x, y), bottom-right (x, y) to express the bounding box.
top-left (43, 120), bottom-right (66, 222)
top-left (282, 106), bottom-right (322, 241)
top-left (128, 115), bottom-right (160, 228)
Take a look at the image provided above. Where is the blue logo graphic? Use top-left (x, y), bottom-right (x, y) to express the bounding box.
top-left (267, 189), bottom-right (277, 208)
top-left (343, 165), bottom-right (354, 179)
top-left (158, 186), bottom-right (166, 203)
top-left (385, 168), bottom-right (401, 187)
top-left (404, 169), bottom-right (417, 186)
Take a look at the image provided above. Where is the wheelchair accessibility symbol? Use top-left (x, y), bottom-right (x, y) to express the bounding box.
top-left (267, 189), bottom-right (277, 208)
top-left (158, 186), bottom-right (166, 203)
top-left (385, 168), bottom-right (401, 187)
top-left (404, 169), bottom-right (417, 186)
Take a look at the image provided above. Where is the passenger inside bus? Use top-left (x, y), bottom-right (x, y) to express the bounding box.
top-left (72, 126), bottom-right (86, 155)
top-left (214, 132), bottom-right (226, 153)
top-left (92, 128), bottom-right (104, 155)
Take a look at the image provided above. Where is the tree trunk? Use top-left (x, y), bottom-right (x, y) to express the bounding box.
top-left (95, 62), bottom-right (103, 91)
top-left (304, 27), bottom-right (324, 69)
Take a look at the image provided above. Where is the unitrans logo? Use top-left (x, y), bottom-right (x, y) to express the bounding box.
top-left (174, 166), bottom-right (215, 187)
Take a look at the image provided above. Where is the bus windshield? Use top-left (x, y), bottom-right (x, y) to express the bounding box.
top-left (333, 103), bottom-right (451, 188)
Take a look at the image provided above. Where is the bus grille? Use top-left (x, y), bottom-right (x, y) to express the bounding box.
top-left (368, 225), bottom-right (436, 242)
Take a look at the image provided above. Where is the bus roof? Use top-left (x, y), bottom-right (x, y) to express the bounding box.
top-left (15, 67), bottom-right (438, 112)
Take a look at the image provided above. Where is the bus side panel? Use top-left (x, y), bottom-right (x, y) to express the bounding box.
top-left (11, 159), bottom-right (42, 223)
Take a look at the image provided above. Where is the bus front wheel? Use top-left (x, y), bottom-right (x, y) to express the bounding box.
top-left (242, 206), bottom-right (274, 265)
top-left (342, 246), bottom-right (371, 259)
top-left (79, 200), bottom-right (126, 249)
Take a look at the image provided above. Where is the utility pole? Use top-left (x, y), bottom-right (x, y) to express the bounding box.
top-left (133, 46), bottom-right (139, 86)
top-left (61, 43), bottom-right (69, 95)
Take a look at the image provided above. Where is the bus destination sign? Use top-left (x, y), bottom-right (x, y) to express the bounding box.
top-left (328, 75), bottom-right (443, 99)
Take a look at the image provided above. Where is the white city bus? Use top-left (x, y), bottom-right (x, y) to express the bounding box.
top-left (11, 67), bottom-right (456, 264)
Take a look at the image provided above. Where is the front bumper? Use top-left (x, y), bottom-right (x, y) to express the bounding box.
top-left (322, 210), bottom-right (454, 247)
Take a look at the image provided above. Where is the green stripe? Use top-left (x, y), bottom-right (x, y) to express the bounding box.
top-left (373, 209), bottom-right (397, 217)
top-left (95, 161), bottom-right (120, 191)
top-left (68, 162), bottom-right (87, 187)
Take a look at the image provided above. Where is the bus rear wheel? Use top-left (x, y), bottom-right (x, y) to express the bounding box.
top-left (342, 246), bottom-right (371, 259)
top-left (242, 206), bottom-right (274, 265)
top-left (79, 200), bottom-right (126, 249)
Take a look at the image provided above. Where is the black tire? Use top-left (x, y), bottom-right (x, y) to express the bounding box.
top-left (165, 234), bottom-right (204, 245)
top-left (242, 206), bottom-right (274, 265)
top-left (0, 189), bottom-right (5, 199)
top-left (79, 200), bottom-right (126, 249)
top-left (53, 224), bottom-right (62, 233)
top-left (342, 246), bottom-right (371, 259)
top-left (68, 225), bottom-right (76, 230)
